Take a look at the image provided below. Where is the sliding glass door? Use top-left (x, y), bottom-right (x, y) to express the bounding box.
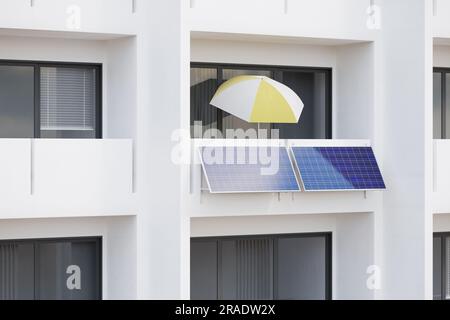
top-left (0, 237), bottom-right (101, 300)
top-left (191, 233), bottom-right (331, 300)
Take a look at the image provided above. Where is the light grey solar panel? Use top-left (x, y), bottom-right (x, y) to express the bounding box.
top-left (199, 146), bottom-right (300, 193)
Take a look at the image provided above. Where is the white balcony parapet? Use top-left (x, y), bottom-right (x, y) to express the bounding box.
top-left (190, 0), bottom-right (378, 42)
top-left (0, 0), bottom-right (137, 37)
top-left (0, 139), bottom-right (135, 219)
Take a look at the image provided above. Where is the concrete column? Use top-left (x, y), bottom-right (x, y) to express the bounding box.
top-left (135, 0), bottom-right (190, 299)
top-left (379, 0), bottom-right (433, 299)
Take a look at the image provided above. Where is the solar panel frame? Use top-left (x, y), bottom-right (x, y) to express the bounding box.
top-left (199, 146), bottom-right (301, 194)
top-left (291, 146), bottom-right (386, 192)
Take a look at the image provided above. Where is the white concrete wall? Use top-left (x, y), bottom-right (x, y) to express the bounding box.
top-left (0, 216), bottom-right (137, 300)
top-left (0, 34), bottom-right (106, 61)
top-left (191, 38), bottom-right (338, 68)
top-left (335, 213), bottom-right (375, 300)
top-left (434, 213), bottom-right (450, 232)
top-left (191, 212), bottom-right (375, 300)
top-left (106, 216), bottom-right (137, 299)
top-left (336, 43), bottom-right (375, 140)
top-left (433, 0), bottom-right (450, 38)
top-left (434, 44), bottom-right (450, 67)
top-left (105, 36), bottom-right (137, 140)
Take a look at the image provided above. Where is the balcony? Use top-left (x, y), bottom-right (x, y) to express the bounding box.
top-left (0, 139), bottom-right (135, 219)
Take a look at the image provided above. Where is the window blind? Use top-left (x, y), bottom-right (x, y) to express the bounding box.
top-left (0, 244), bottom-right (18, 300)
top-left (190, 67), bottom-right (218, 138)
top-left (40, 67), bottom-right (96, 131)
top-left (235, 239), bottom-right (273, 300)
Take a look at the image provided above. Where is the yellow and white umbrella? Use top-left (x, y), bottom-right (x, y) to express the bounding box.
top-left (210, 75), bottom-right (304, 123)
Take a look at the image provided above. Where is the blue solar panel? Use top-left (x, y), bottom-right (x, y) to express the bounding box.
top-left (199, 147), bottom-right (300, 193)
top-left (291, 147), bottom-right (386, 191)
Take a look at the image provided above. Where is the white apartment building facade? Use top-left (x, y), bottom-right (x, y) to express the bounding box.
top-left (0, 0), bottom-right (448, 300)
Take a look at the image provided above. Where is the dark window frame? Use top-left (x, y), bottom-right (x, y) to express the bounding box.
top-left (191, 62), bottom-right (333, 139)
top-left (0, 236), bottom-right (103, 300)
top-left (191, 232), bottom-right (332, 300)
top-left (0, 59), bottom-right (102, 139)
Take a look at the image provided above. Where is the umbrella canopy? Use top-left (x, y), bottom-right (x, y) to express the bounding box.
top-left (210, 75), bottom-right (304, 123)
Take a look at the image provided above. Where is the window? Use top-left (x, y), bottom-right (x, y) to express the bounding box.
top-left (190, 233), bottom-right (332, 300)
top-left (433, 68), bottom-right (450, 139)
top-left (0, 237), bottom-right (102, 300)
top-left (0, 61), bottom-right (101, 139)
top-left (190, 63), bottom-right (332, 139)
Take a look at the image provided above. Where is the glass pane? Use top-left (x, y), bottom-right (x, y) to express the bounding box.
top-left (277, 236), bottom-right (327, 300)
top-left (36, 240), bottom-right (100, 300)
top-left (190, 240), bottom-right (218, 300)
top-left (434, 73), bottom-right (442, 139)
top-left (433, 236), bottom-right (442, 300)
top-left (0, 65), bottom-right (35, 138)
top-left (190, 68), bottom-right (218, 138)
top-left (222, 69), bottom-right (272, 138)
top-left (274, 71), bottom-right (328, 139)
top-left (40, 67), bottom-right (97, 139)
